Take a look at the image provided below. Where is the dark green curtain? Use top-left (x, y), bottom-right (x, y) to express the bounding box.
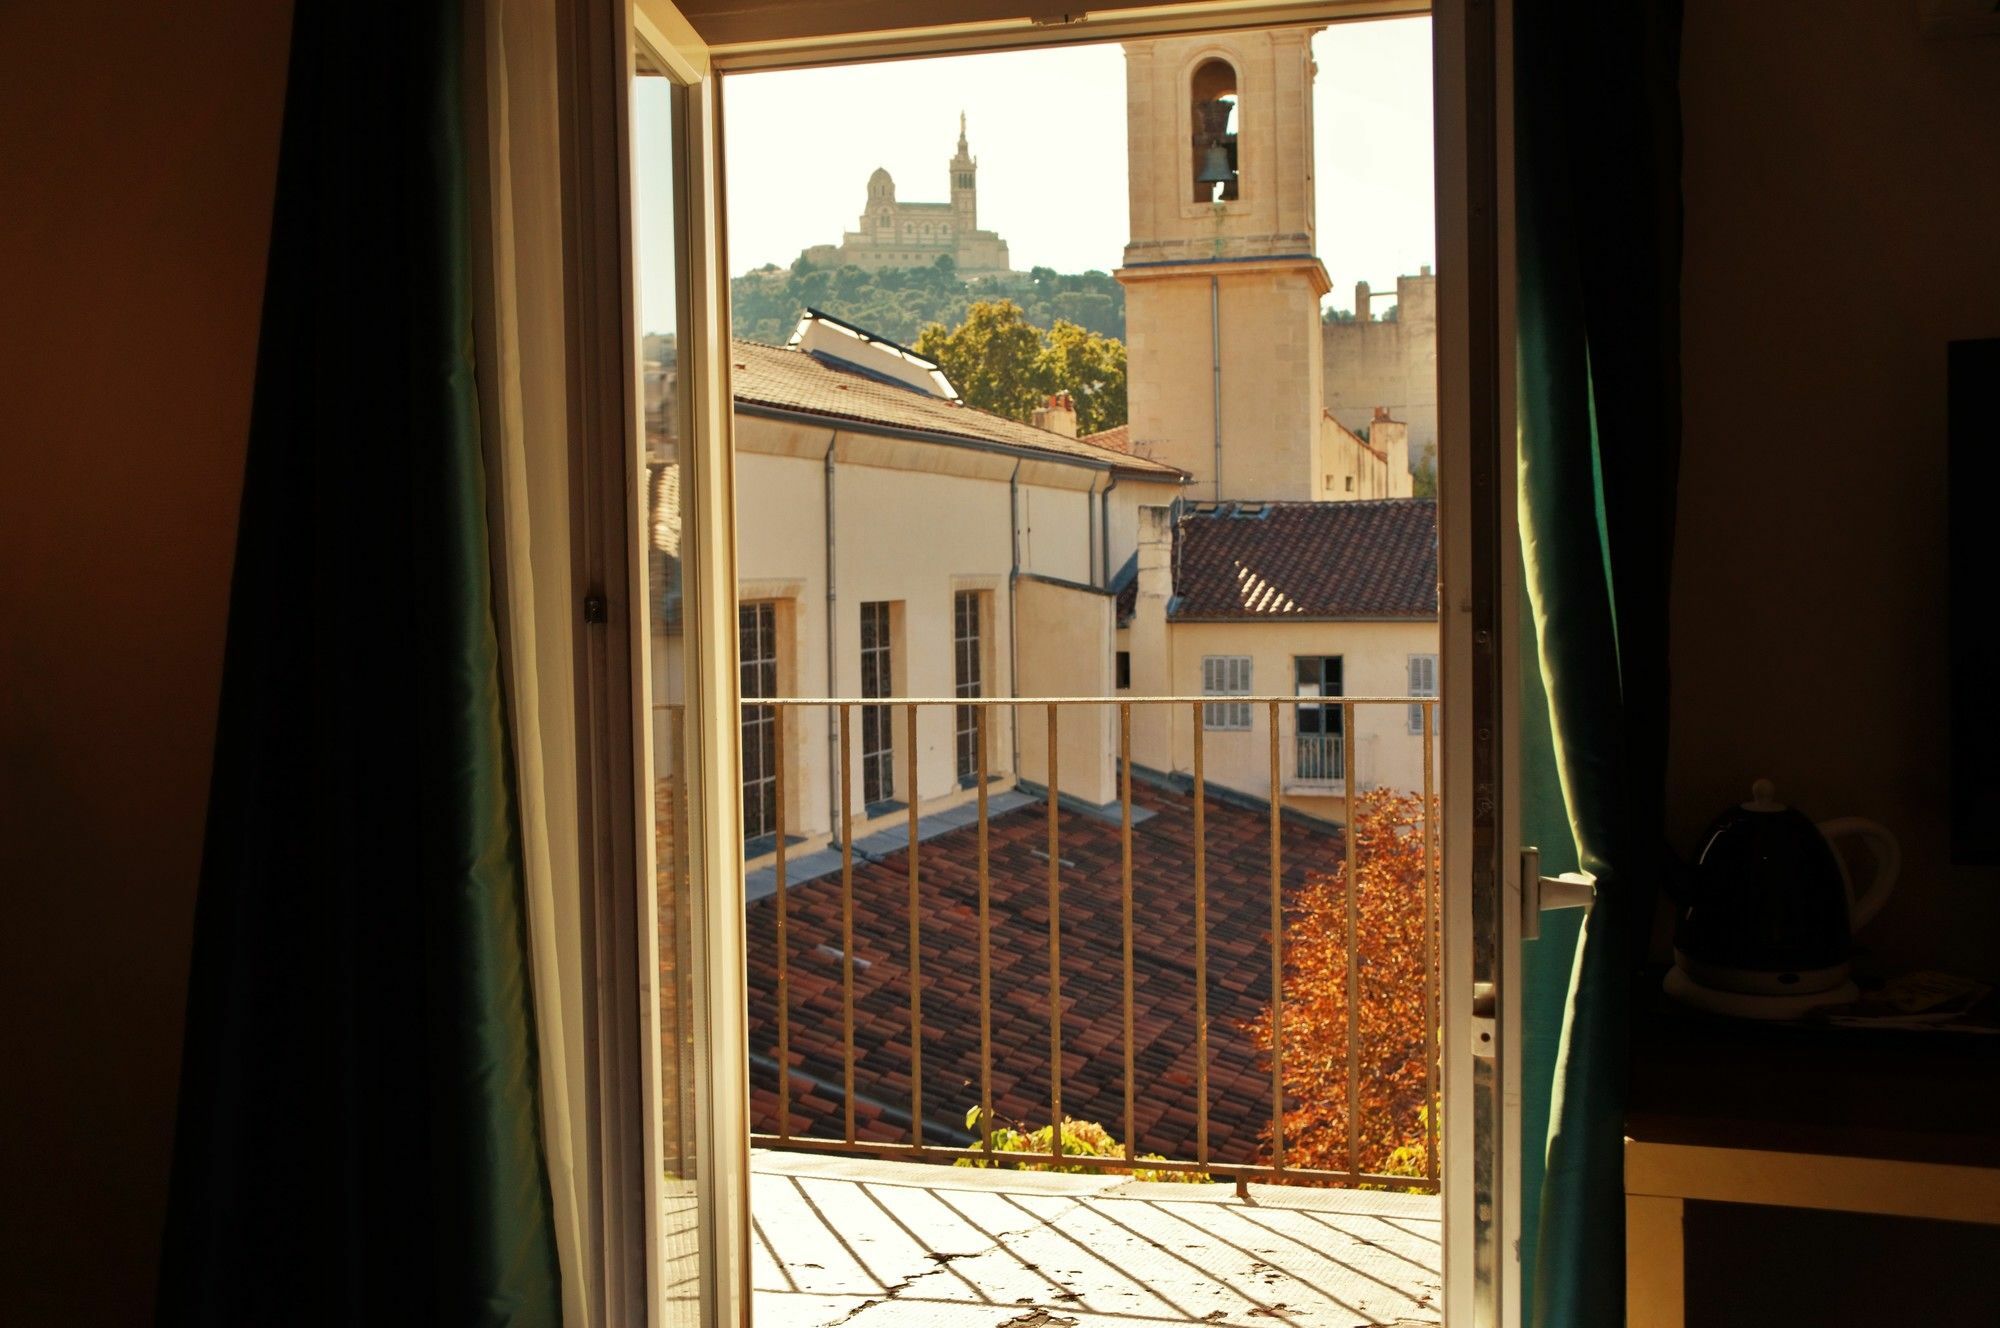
top-left (159, 2), bottom-right (562, 1322)
top-left (1515, 3), bottom-right (1682, 1326)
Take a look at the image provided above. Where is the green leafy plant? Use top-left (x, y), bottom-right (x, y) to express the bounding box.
top-left (955, 1107), bottom-right (1209, 1183)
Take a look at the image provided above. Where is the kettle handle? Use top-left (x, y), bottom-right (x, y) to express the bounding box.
top-left (1816, 817), bottom-right (1900, 930)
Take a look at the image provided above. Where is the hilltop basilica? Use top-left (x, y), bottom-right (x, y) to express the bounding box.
top-left (796, 114), bottom-right (1013, 276)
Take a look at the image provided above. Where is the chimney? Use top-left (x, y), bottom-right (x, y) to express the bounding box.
top-left (1032, 391), bottom-right (1078, 438)
top-left (1372, 408), bottom-right (1411, 495)
top-left (1136, 504), bottom-right (1175, 604)
top-left (1355, 280), bottom-right (1372, 322)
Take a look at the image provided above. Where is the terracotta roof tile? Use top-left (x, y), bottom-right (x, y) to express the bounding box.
top-left (1079, 423), bottom-right (1131, 454)
top-left (745, 784), bottom-right (1351, 1165)
top-left (731, 340), bottom-right (1181, 478)
top-left (1169, 500), bottom-right (1437, 621)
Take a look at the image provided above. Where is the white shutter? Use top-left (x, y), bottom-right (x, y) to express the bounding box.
top-left (1409, 654), bottom-right (1438, 732)
top-left (1201, 656), bottom-right (1251, 730)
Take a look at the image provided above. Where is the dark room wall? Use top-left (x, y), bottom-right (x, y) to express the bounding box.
top-left (1673, 3), bottom-right (2000, 978)
top-left (0, 3), bottom-right (293, 1318)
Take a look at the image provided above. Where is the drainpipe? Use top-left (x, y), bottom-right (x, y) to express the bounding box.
top-left (824, 432), bottom-right (840, 841)
top-left (1008, 461), bottom-right (1022, 781)
top-left (1210, 274), bottom-right (1223, 501)
top-left (1099, 474), bottom-right (1118, 590)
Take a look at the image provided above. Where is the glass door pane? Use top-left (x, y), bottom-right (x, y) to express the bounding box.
top-left (633, 49), bottom-right (700, 1325)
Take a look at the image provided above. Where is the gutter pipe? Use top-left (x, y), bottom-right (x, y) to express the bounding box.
top-left (1210, 274), bottom-right (1223, 501)
top-left (824, 432), bottom-right (840, 841)
top-left (1008, 460), bottom-right (1022, 781)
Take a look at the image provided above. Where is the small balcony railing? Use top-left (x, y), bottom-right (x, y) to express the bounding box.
top-left (658, 695), bottom-right (1441, 1193)
top-left (1292, 728), bottom-right (1345, 784)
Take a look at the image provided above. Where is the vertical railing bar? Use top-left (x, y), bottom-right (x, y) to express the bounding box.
top-left (1268, 699), bottom-right (1285, 1176)
top-left (774, 706), bottom-right (791, 1142)
top-left (906, 703), bottom-right (923, 1153)
top-left (1120, 702), bottom-right (1135, 1163)
top-left (1422, 699), bottom-right (1439, 1182)
top-left (1046, 704), bottom-right (1064, 1164)
top-left (1193, 702), bottom-right (1210, 1170)
top-left (977, 704), bottom-right (993, 1160)
top-left (840, 702), bottom-right (856, 1146)
top-left (1343, 699), bottom-right (1360, 1177)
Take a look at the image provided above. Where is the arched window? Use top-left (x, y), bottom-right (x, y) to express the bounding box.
top-left (1190, 58), bottom-right (1239, 203)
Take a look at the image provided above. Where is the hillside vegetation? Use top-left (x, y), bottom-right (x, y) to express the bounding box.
top-left (731, 256), bottom-right (1125, 347)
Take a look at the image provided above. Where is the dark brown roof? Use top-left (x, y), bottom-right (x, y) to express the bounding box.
top-left (730, 340), bottom-right (1182, 478)
top-left (1168, 500), bottom-right (1437, 621)
top-left (744, 784), bottom-right (1348, 1164)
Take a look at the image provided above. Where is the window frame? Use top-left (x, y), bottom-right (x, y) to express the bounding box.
top-left (738, 601), bottom-right (780, 842)
top-left (574, 3), bottom-right (1518, 1323)
top-left (858, 599), bottom-right (898, 807)
top-left (953, 589), bottom-right (985, 786)
top-left (1408, 651), bottom-right (1440, 733)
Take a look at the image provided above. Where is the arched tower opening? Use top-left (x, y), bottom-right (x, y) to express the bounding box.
top-left (1190, 58), bottom-right (1239, 203)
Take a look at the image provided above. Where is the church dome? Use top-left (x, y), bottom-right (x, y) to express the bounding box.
top-left (866, 167), bottom-right (894, 199)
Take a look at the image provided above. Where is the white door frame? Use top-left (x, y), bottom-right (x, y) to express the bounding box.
top-left (587, 2), bottom-right (1521, 1322)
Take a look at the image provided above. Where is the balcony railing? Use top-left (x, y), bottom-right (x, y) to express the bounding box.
top-left (1292, 728), bottom-right (1345, 784)
top-left (656, 695), bottom-right (1440, 1193)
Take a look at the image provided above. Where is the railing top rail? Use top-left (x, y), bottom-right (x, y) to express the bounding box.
top-left (725, 695), bottom-right (1440, 707)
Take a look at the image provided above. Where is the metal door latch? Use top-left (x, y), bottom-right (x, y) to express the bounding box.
top-left (1470, 981), bottom-right (1496, 1060)
top-left (1521, 846), bottom-right (1595, 941)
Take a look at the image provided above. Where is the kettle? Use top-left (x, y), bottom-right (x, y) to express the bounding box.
top-left (1669, 778), bottom-right (1899, 1016)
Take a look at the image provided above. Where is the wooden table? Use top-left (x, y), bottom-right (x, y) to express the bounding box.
top-left (1623, 999), bottom-right (2000, 1327)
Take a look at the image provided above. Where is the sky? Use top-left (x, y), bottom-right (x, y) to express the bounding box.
top-left (635, 17), bottom-right (1433, 332)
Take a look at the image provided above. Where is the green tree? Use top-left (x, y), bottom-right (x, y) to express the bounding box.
top-left (914, 300), bottom-right (1050, 423)
top-left (1410, 454), bottom-right (1437, 498)
top-left (1036, 319), bottom-right (1127, 436)
top-left (914, 301), bottom-right (1132, 434)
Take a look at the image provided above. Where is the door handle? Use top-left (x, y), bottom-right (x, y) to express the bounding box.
top-left (1520, 846), bottom-right (1594, 941)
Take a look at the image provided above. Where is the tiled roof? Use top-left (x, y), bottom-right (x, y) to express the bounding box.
top-left (745, 783), bottom-right (1348, 1165)
top-left (731, 340), bottom-right (1182, 478)
top-left (1169, 500), bottom-right (1437, 620)
top-left (1079, 423), bottom-right (1130, 453)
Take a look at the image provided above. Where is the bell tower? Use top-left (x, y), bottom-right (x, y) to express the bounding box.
top-left (1117, 29), bottom-right (1334, 501)
top-left (949, 112), bottom-right (977, 234)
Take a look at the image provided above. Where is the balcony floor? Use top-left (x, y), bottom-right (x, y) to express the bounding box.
top-left (749, 1148), bottom-right (1442, 1327)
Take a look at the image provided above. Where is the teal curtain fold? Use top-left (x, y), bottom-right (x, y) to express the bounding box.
top-left (158, 2), bottom-right (562, 1322)
top-left (1515, 3), bottom-right (1682, 1326)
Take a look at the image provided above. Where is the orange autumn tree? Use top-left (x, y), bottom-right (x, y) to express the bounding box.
top-left (1245, 788), bottom-right (1441, 1181)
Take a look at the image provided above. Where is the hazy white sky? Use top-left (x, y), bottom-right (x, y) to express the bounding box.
top-left (635, 18), bottom-right (1433, 332)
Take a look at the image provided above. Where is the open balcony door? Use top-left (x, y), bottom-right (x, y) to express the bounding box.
top-left (595, 1), bottom-right (1530, 1324)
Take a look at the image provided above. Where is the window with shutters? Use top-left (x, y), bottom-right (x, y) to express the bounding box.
top-left (1408, 653), bottom-right (1439, 733)
top-left (739, 601), bottom-right (779, 842)
top-left (859, 601), bottom-right (897, 805)
top-left (953, 590), bottom-right (984, 785)
top-left (1201, 655), bottom-right (1252, 730)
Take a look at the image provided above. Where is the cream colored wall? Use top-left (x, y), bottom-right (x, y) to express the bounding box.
top-left (0, 3), bottom-right (293, 1319)
top-left (1014, 576), bottom-right (1120, 807)
top-left (1130, 618), bottom-right (1440, 816)
top-left (1108, 476), bottom-right (1185, 577)
top-left (1323, 271), bottom-right (1438, 467)
top-left (721, 413), bottom-right (1115, 840)
top-left (1674, 2), bottom-right (2000, 978)
top-left (1318, 413), bottom-right (1400, 500)
top-left (1122, 263), bottom-right (1329, 501)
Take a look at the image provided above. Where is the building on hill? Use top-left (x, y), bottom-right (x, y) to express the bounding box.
top-left (797, 114), bottom-right (1012, 276)
top-left (1324, 270), bottom-right (1439, 469)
